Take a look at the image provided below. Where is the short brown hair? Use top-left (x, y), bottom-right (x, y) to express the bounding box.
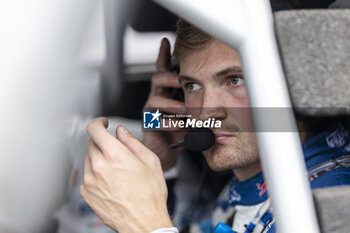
top-left (173, 20), bottom-right (213, 60)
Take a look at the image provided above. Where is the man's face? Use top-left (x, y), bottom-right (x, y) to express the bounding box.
top-left (178, 40), bottom-right (259, 172)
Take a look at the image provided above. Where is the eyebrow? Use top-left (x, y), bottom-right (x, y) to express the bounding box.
top-left (178, 66), bottom-right (243, 83)
top-left (178, 75), bottom-right (197, 83)
top-left (215, 66), bottom-right (242, 77)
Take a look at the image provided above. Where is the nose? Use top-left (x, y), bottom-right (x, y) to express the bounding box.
top-left (198, 89), bottom-right (227, 121)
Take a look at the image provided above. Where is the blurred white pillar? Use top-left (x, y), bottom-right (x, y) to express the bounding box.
top-left (0, 0), bottom-right (116, 232)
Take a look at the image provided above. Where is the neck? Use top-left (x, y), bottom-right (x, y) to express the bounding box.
top-left (233, 125), bottom-right (310, 182)
top-left (233, 161), bottom-right (262, 182)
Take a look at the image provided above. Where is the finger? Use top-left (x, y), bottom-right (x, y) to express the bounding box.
top-left (84, 154), bottom-right (92, 173)
top-left (160, 118), bottom-right (186, 131)
top-left (156, 38), bottom-right (171, 72)
top-left (87, 140), bottom-right (109, 176)
top-left (87, 139), bottom-right (103, 162)
top-left (143, 118), bottom-right (185, 132)
top-left (151, 72), bottom-right (180, 89)
top-left (171, 129), bottom-right (188, 143)
top-left (86, 117), bottom-right (129, 157)
top-left (83, 155), bottom-right (93, 186)
top-left (116, 125), bottom-right (152, 164)
top-left (147, 96), bottom-right (186, 114)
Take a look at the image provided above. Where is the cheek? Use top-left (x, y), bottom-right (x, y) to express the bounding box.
top-left (224, 87), bottom-right (254, 131)
top-left (184, 93), bottom-right (201, 108)
top-left (229, 85), bottom-right (250, 106)
top-left (215, 86), bottom-right (250, 108)
top-left (185, 95), bottom-right (201, 119)
top-left (229, 108), bottom-right (255, 131)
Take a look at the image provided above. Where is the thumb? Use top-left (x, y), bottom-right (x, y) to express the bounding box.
top-left (116, 125), bottom-right (152, 163)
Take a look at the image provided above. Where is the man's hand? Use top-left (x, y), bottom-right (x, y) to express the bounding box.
top-left (143, 38), bottom-right (186, 171)
top-left (80, 117), bottom-right (173, 233)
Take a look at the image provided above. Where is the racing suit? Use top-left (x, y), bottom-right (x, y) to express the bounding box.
top-left (153, 123), bottom-right (350, 233)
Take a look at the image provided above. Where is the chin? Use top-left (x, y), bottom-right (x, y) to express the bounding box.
top-left (203, 144), bottom-right (238, 171)
top-left (203, 142), bottom-right (259, 171)
top-left (205, 161), bottom-right (233, 171)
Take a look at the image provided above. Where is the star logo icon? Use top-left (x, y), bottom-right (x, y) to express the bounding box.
top-left (150, 109), bottom-right (162, 122)
top-left (143, 109), bottom-right (162, 129)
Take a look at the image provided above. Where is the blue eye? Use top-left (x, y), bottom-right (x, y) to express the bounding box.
top-left (185, 82), bottom-right (201, 91)
top-left (229, 76), bottom-right (244, 86)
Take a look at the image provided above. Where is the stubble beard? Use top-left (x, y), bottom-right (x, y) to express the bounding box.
top-left (203, 134), bottom-right (259, 172)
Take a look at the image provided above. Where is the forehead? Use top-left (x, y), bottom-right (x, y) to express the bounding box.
top-left (179, 39), bottom-right (241, 77)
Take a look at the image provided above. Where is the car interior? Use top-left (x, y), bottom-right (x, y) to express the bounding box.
top-left (0, 0), bottom-right (349, 232)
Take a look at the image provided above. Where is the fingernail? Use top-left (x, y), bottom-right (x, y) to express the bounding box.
top-left (119, 126), bottom-right (128, 134)
top-left (161, 38), bottom-right (167, 47)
